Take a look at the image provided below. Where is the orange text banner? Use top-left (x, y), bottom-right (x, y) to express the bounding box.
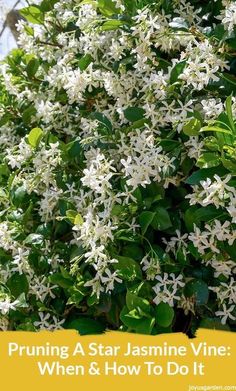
top-left (0, 329), bottom-right (236, 391)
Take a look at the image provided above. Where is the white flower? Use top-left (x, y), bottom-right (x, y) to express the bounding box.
top-left (186, 174), bottom-right (235, 209)
top-left (0, 222), bottom-right (17, 251)
top-left (101, 269), bottom-right (122, 292)
top-left (6, 139), bottom-right (32, 169)
top-left (217, 2), bottom-right (236, 32)
top-left (81, 152), bottom-right (116, 196)
top-left (29, 277), bottom-right (57, 302)
top-left (119, 129), bottom-right (174, 190)
top-left (178, 295), bottom-right (195, 315)
top-left (201, 98), bottom-right (223, 119)
top-left (227, 198), bottom-right (236, 223)
top-left (34, 312), bottom-right (51, 330)
top-left (207, 259), bottom-right (236, 279)
top-left (11, 248), bottom-right (30, 275)
top-left (75, 4), bottom-right (98, 30)
top-left (0, 298), bottom-right (19, 315)
top-left (179, 40), bottom-right (228, 90)
top-left (184, 137), bottom-right (205, 160)
top-left (141, 255), bottom-right (161, 280)
top-left (153, 273), bottom-right (185, 307)
top-left (34, 312), bottom-right (65, 331)
top-left (38, 187), bottom-right (63, 222)
top-left (163, 230), bottom-right (189, 256)
top-left (215, 304), bottom-right (236, 325)
top-left (84, 275), bottom-right (105, 298)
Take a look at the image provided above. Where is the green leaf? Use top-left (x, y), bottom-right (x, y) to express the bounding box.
top-left (184, 205), bottom-right (225, 231)
top-left (139, 211), bottom-right (155, 234)
top-left (36, 223), bottom-right (52, 237)
top-left (101, 20), bottom-right (125, 31)
top-left (28, 127), bottom-right (43, 148)
top-left (24, 233), bottom-right (44, 246)
top-left (155, 302), bottom-right (175, 328)
top-left (78, 54), bottom-right (93, 71)
top-left (66, 210), bottom-right (77, 223)
top-left (87, 293), bottom-right (99, 307)
top-left (124, 107), bottom-right (145, 122)
top-left (134, 317), bottom-right (155, 334)
top-left (98, 0), bottom-right (119, 16)
top-left (20, 6), bottom-right (44, 24)
top-left (114, 256), bottom-right (142, 281)
top-left (196, 152), bottom-right (220, 169)
top-left (40, 0), bottom-right (58, 12)
top-left (123, 0), bottom-right (136, 13)
top-left (74, 213), bottom-right (84, 225)
top-left (26, 58), bottom-right (39, 78)
top-left (183, 118), bottom-right (201, 136)
top-left (122, 244), bottom-right (144, 261)
top-left (129, 118), bottom-right (148, 129)
top-left (221, 154), bottom-right (236, 172)
top-left (67, 286), bottom-right (87, 306)
top-left (111, 204), bottom-right (124, 217)
top-left (170, 61), bottom-right (186, 84)
top-left (66, 139), bottom-right (81, 159)
top-left (6, 274), bottom-right (29, 298)
top-left (79, 0), bottom-right (97, 6)
top-left (126, 291), bottom-right (151, 315)
top-left (66, 318), bottom-right (105, 335)
top-left (160, 139), bottom-right (181, 152)
top-left (151, 207), bottom-right (172, 231)
top-left (200, 126), bottom-right (232, 135)
top-left (225, 95), bottom-right (235, 132)
top-left (49, 273), bottom-right (74, 289)
top-left (16, 293), bottom-right (28, 308)
top-left (11, 185), bottom-right (29, 208)
top-left (120, 306), bottom-right (155, 334)
top-left (22, 106), bottom-right (37, 125)
top-left (200, 318), bottom-right (230, 331)
top-left (185, 166), bottom-right (228, 185)
top-left (0, 113), bottom-right (12, 126)
top-left (184, 279), bottom-right (209, 305)
top-left (93, 112), bottom-right (112, 132)
top-left (204, 136), bottom-right (220, 152)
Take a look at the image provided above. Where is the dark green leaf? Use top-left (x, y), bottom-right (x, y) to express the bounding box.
top-left (155, 302), bottom-right (174, 327)
top-left (185, 166), bottom-right (228, 185)
top-left (114, 256), bottom-right (142, 281)
top-left (78, 54), bottom-right (93, 71)
top-left (49, 273), bottom-right (74, 289)
top-left (93, 112), bottom-right (112, 132)
top-left (184, 279), bottom-right (209, 305)
top-left (139, 211), bottom-right (155, 234)
top-left (26, 58), bottom-right (39, 78)
top-left (66, 318), bottom-right (105, 335)
top-left (124, 107), bottom-right (145, 122)
top-left (7, 274), bottom-right (29, 298)
top-left (170, 61), bottom-right (186, 84)
top-left (151, 207), bottom-right (172, 231)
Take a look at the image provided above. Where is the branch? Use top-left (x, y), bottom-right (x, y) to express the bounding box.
top-left (0, 0), bottom-right (23, 42)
